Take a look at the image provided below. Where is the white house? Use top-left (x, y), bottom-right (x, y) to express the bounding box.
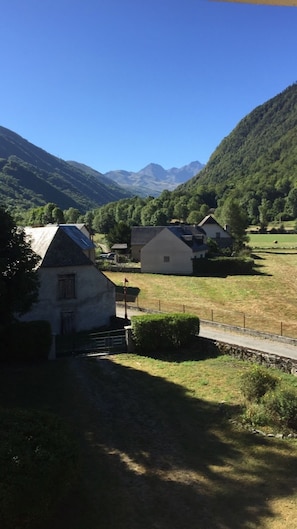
top-left (198, 215), bottom-right (233, 248)
top-left (141, 225), bottom-right (208, 275)
top-left (20, 225), bottom-right (116, 334)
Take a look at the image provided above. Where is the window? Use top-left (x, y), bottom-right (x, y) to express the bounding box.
top-left (216, 232), bottom-right (221, 239)
top-left (58, 274), bottom-right (76, 299)
top-left (164, 256), bottom-right (170, 263)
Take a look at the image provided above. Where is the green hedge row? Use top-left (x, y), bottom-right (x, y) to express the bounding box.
top-left (193, 257), bottom-right (255, 276)
top-left (131, 313), bottom-right (200, 355)
top-left (0, 408), bottom-right (78, 529)
top-left (0, 321), bottom-right (52, 362)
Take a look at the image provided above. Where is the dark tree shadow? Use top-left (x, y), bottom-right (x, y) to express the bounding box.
top-left (58, 356), bottom-right (297, 529)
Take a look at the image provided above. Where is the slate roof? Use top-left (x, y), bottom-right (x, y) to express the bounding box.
top-left (198, 215), bottom-right (219, 226)
top-left (131, 226), bottom-right (164, 245)
top-left (131, 224), bottom-right (206, 246)
top-left (25, 225), bottom-right (95, 267)
top-left (164, 226), bottom-right (208, 253)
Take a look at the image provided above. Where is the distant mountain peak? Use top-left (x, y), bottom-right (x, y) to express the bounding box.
top-left (104, 160), bottom-right (205, 196)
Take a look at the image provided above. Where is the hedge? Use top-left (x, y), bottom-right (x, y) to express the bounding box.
top-left (131, 313), bottom-right (200, 355)
top-left (193, 256), bottom-right (255, 276)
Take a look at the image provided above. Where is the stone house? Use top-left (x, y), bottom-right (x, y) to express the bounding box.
top-left (198, 215), bottom-right (233, 249)
top-left (21, 225), bottom-right (116, 334)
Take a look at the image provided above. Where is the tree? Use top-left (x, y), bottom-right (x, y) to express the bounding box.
top-left (64, 207), bottom-right (81, 224)
top-left (258, 198), bottom-right (270, 231)
top-left (106, 222), bottom-right (131, 248)
top-left (285, 188), bottom-right (297, 219)
top-left (0, 208), bottom-right (40, 328)
top-left (219, 198), bottom-right (249, 251)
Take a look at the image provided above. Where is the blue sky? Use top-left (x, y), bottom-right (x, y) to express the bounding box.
top-left (1, 0), bottom-right (296, 173)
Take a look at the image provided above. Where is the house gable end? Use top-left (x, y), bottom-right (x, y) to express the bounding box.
top-left (42, 228), bottom-right (92, 267)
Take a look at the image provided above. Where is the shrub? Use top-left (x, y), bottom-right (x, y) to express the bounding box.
top-left (0, 320), bottom-right (52, 362)
top-left (240, 366), bottom-right (279, 402)
top-left (264, 389), bottom-right (297, 431)
top-left (0, 408), bottom-right (78, 529)
top-left (193, 256), bottom-right (255, 276)
top-left (131, 313), bottom-right (200, 355)
top-left (241, 402), bottom-right (268, 428)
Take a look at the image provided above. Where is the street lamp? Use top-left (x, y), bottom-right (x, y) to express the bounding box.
top-left (123, 277), bottom-right (128, 320)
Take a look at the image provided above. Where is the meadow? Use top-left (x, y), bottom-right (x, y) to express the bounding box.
top-left (105, 237), bottom-right (297, 338)
top-left (1, 353), bottom-right (297, 529)
top-left (248, 232), bottom-right (297, 249)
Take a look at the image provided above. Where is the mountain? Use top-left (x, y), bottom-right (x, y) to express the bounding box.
top-left (179, 83), bottom-right (297, 214)
top-left (104, 161), bottom-right (204, 196)
top-left (0, 127), bottom-right (132, 212)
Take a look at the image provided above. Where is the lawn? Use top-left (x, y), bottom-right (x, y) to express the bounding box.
top-left (1, 353), bottom-right (297, 529)
top-left (248, 233), bottom-right (297, 249)
top-left (105, 249), bottom-right (297, 338)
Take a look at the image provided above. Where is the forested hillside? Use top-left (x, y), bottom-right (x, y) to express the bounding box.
top-left (0, 127), bottom-right (131, 212)
top-left (178, 82), bottom-right (297, 224)
top-left (87, 83), bottom-right (297, 233)
top-left (5, 83), bottom-right (297, 230)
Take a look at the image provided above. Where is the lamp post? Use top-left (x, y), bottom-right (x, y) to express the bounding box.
top-left (123, 277), bottom-right (128, 320)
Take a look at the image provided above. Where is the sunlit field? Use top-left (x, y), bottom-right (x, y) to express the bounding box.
top-left (105, 247), bottom-right (297, 338)
top-left (248, 233), bottom-right (297, 249)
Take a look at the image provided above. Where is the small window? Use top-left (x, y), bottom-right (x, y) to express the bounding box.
top-left (164, 256), bottom-right (170, 263)
top-left (216, 232), bottom-right (221, 239)
top-left (58, 274), bottom-right (76, 299)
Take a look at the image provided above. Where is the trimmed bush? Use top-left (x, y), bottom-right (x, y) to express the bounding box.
top-left (240, 366), bottom-right (280, 402)
top-left (0, 408), bottom-right (78, 529)
top-left (0, 320), bottom-right (52, 362)
top-left (131, 313), bottom-right (199, 355)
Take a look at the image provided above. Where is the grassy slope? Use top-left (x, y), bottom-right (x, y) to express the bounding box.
top-left (1, 355), bottom-right (297, 529)
top-left (105, 244), bottom-right (297, 337)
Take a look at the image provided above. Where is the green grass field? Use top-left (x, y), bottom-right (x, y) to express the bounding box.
top-left (1, 355), bottom-right (297, 529)
top-left (105, 247), bottom-right (297, 338)
top-left (248, 233), bottom-right (297, 249)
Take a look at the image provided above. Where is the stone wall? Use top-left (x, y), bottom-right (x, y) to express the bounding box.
top-left (199, 336), bottom-right (297, 375)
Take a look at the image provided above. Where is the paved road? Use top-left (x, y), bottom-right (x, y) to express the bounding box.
top-left (117, 304), bottom-right (297, 362)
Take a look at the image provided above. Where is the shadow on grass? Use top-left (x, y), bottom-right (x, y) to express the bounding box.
top-left (66, 356), bottom-right (297, 529)
top-left (1, 357), bottom-right (297, 529)
top-left (133, 336), bottom-right (222, 363)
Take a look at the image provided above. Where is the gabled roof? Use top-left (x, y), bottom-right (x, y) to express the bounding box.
top-left (131, 226), bottom-right (164, 245)
top-left (131, 224), bottom-right (206, 246)
top-left (25, 225), bottom-right (95, 267)
top-left (198, 214), bottom-right (230, 234)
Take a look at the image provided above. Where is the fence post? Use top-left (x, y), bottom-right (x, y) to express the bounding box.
top-left (158, 300), bottom-right (161, 311)
top-left (183, 304), bottom-right (185, 313)
top-left (280, 321), bottom-right (283, 336)
top-left (243, 313), bottom-right (246, 329)
top-left (211, 309), bottom-right (214, 322)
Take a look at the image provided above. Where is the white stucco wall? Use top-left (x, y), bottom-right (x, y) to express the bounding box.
top-left (202, 223), bottom-right (230, 239)
top-left (141, 229), bottom-right (194, 275)
top-left (20, 265), bottom-right (116, 334)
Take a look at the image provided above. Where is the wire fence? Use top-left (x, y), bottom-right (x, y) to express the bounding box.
top-left (122, 295), bottom-right (297, 340)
